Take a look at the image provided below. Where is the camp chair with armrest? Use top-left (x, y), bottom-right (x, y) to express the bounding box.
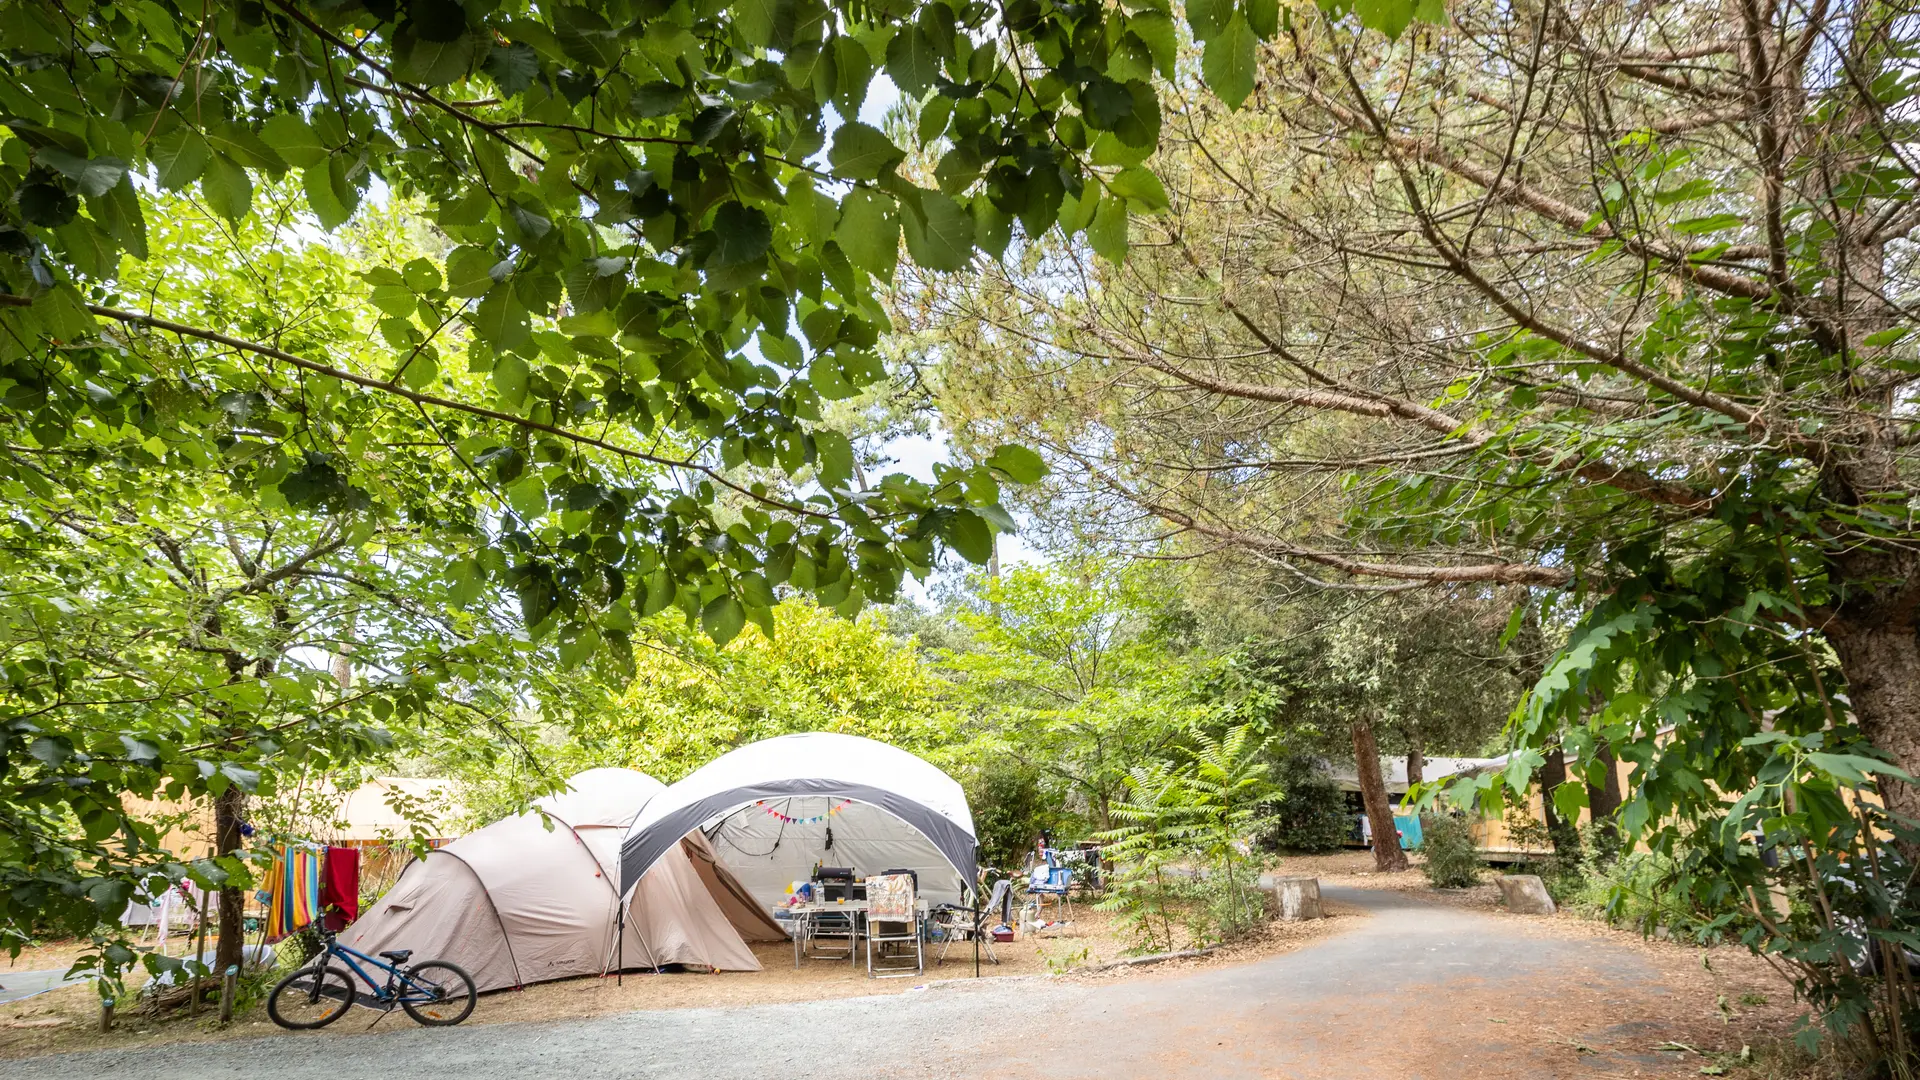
top-left (864, 873), bottom-right (922, 978)
top-left (933, 878), bottom-right (1009, 965)
top-left (1026, 859), bottom-right (1074, 921)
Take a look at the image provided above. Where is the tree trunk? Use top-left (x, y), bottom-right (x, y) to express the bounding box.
top-left (1586, 740), bottom-right (1624, 859)
top-left (1406, 746), bottom-right (1424, 788)
top-left (1351, 715), bottom-right (1408, 872)
top-left (1828, 619), bottom-right (1920, 856)
top-left (212, 785), bottom-right (246, 974)
top-left (1538, 746), bottom-right (1580, 860)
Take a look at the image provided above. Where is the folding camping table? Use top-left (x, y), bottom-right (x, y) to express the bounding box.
top-left (784, 899), bottom-right (928, 969)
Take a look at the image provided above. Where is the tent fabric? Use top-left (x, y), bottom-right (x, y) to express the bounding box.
top-left (702, 797), bottom-right (969, 908)
top-left (619, 733), bottom-right (977, 906)
top-left (681, 831), bottom-right (786, 942)
top-left (346, 768), bottom-right (773, 992)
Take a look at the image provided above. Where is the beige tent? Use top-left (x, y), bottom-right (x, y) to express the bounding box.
top-left (345, 768), bottom-right (783, 992)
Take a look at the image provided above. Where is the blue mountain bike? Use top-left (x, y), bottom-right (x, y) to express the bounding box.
top-left (267, 930), bottom-right (476, 1029)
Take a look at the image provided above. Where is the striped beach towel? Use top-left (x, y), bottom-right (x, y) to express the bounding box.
top-left (266, 845), bottom-right (321, 940)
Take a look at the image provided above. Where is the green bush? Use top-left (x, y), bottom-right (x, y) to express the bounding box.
top-left (964, 759), bottom-right (1064, 873)
top-left (1567, 845), bottom-right (1740, 943)
top-left (1418, 812), bottom-right (1483, 888)
top-left (1260, 755), bottom-right (1351, 854)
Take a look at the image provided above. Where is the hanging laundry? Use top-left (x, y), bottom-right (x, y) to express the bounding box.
top-left (320, 846), bottom-right (361, 930)
top-left (265, 844), bottom-right (321, 941)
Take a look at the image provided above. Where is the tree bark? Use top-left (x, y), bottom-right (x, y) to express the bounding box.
top-left (212, 785), bottom-right (246, 974)
top-left (1829, 620), bottom-right (1920, 856)
top-left (1538, 746), bottom-right (1581, 860)
top-left (1406, 746), bottom-right (1424, 787)
top-left (1352, 715), bottom-right (1409, 872)
top-left (1586, 740), bottom-right (1624, 858)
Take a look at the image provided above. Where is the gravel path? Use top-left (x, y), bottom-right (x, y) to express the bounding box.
top-left (10, 887), bottom-right (1713, 1079)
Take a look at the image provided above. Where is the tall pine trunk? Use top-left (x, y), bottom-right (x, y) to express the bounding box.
top-left (1829, 620), bottom-right (1920, 858)
top-left (1352, 715), bottom-right (1408, 872)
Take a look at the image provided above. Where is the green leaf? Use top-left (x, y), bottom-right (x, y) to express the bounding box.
top-left (1807, 752), bottom-right (1913, 785)
top-left (886, 27), bottom-right (942, 97)
top-left (944, 508), bottom-right (994, 564)
top-left (1129, 12), bottom-right (1179, 80)
top-left (485, 44), bottom-right (541, 95)
top-left (1354, 0), bottom-right (1418, 38)
top-left (1202, 13), bottom-right (1258, 110)
top-left (814, 429), bottom-right (855, 487)
top-left (901, 190), bottom-right (976, 271)
top-left (476, 289), bottom-right (532, 353)
top-left (36, 147), bottom-right (128, 198)
top-left (736, 0), bottom-right (778, 47)
top-left (702, 593), bottom-right (746, 646)
top-left (302, 161), bottom-right (352, 230)
top-left (205, 123), bottom-right (287, 173)
top-left (836, 188), bottom-right (900, 281)
top-left (152, 129), bottom-right (211, 191)
top-left (261, 114), bottom-right (327, 168)
top-left (1187, 0), bottom-right (1234, 39)
top-left (1551, 777), bottom-right (1589, 823)
top-left (828, 122), bottom-right (906, 181)
top-left (1108, 165), bottom-right (1171, 212)
top-left (553, 5), bottom-right (622, 68)
top-left (1247, 0), bottom-right (1281, 38)
top-left (395, 29), bottom-right (478, 86)
top-left (641, 570), bottom-right (675, 616)
top-left (986, 443), bottom-right (1049, 483)
top-left (832, 36), bottom-right (874, 118)
top-left (1087, 193), bottom-right (1129, 263)
top-left (446, 246), bottom-right (497, 297)
top-left (200, 155), bottom-right (253, 221)
top-left (711, 201), bottom-right (773, 267)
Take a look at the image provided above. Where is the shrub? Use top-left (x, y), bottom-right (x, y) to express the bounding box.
top-left (1260, 755), bottom-right (1351, 854)
top-left (965, 759), bottom-right (1064, 873)
top-left (1418, 812), bottom-right (1483, 888)
top-left (1568, 845), bottom-right (1738, 943)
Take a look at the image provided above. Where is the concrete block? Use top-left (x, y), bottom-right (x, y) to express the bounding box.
top-left (1266, 875), bottom-right (1323, 921)
top-left (1496, 874), bottom-right (1557, 915)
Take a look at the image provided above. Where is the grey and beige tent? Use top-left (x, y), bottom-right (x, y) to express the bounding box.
top-left (346, 768), bottom-right (783, 992)
top-left (619, 733), bottom-right (978, 909)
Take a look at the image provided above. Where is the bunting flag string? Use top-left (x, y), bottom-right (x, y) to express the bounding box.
top-left (754, 799), bottom-right (854, 825)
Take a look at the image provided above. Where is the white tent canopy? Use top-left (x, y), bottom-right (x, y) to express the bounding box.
top-left (619, 734), bottom-right (978, 908)
top-left (347, 767), bottom-right (782, 992)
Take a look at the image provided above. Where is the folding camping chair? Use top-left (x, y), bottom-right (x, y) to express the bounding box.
top-left (864, 872), bottom-right (923, 978)
top-left (933, 878), bottom-right (1010, 965)
top-left (1024, 856), bottom-right (1074, 923)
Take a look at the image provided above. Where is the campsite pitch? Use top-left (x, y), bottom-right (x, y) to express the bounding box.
top-left (0, 905), bottom-right (1347, 1059)
top-left (4, 879), bottom-right (1804, 1078)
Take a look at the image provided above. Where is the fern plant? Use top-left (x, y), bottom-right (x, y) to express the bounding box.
top-left (1182, 726), bottom-right (1274, 938)
top-left (1095, 763), bottom-right (1201, 953)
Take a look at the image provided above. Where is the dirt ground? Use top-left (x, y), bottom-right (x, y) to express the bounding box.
top-left (2, 854), bottom-right (1820, 1076)
top-left (0, 901), bottom-right (1355, 1060)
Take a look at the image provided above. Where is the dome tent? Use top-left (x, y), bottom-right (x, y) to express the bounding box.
top-left (346, 768), bottom-right (783, 992)
top-left (619, 734), bottom-right (978, 908)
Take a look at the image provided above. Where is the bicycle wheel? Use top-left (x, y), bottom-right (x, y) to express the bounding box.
top-left (399, 960), bottom-right (476, 1026)
top-left (266, 964), bottom-right (356, 1030)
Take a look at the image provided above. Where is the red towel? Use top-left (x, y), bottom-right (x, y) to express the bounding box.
top-left (320, 846), bottom-right (361, 930)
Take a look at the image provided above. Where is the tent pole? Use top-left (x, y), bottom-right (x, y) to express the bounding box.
top-left (617, 897), bottom-right (623, 987)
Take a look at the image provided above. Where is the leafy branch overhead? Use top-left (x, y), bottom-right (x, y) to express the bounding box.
top-left (0, 0), bottom-right (1431, 648)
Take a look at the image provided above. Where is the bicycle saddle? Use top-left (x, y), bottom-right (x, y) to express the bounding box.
top-left (378, 949), bottom-right (413, 963)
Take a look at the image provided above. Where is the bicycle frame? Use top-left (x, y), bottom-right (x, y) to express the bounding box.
top-left (316, 936), bottom-right (443, 1005)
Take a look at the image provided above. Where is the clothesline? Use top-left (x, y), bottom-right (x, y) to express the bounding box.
top-left (753, 798), bottom-right (854, 826)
